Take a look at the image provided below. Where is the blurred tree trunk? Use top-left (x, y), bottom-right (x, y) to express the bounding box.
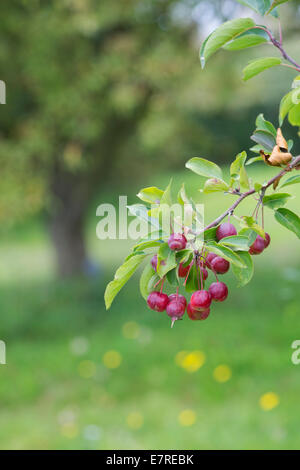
top-left (49, 166), bottom-right (92, 277)
top-left (48, 88), bottom-right (153, 277)
top-left (49, 207), bottom-right (88, 277)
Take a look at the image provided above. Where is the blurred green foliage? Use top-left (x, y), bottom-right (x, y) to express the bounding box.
top-left (0, 0), bottom-right (299, 272)
top-left (0, 0), bottom-right (300, 448)
top-left (0, 164), bottom-right (300, 449)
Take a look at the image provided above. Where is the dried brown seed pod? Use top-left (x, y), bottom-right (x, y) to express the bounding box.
top-left (276, 128), bottom-right (288, 151)
top-left (268, 145), bottom-right (292, 167)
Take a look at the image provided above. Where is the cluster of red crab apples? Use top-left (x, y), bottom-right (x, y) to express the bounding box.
top-left (147, 222), bottom-right (270, 327)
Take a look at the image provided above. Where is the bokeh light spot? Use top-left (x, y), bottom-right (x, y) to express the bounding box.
top-left (176, 350), bottom-right (206, 372)
top-left (103, 350), bottom-right (122, 369)
top-left (259, 392), bottom-right (280, 411)
top-left (213, 364), bottom-right (232, 383)
top-left (60, 422), bottom-right (79, 439)
top-left (175, 350), bottom-right (188, 367)
top-left (178, 409), bottom-right (196, 427)
top-left (126, 412), bottom-right (144, 430)
top-left (78, 360), bottom-right (96, 378)
top-left (122, 321), bottom-right (140, 339)
top-left (70, 336), bottom-right (89, 356)
top-left (83, 424), bottom-right (102, 441)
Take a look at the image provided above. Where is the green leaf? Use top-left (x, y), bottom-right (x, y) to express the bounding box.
top-left (267, 0), bottom-right (292, 14)
top-left (287, 139), bottom-right (294, 152)
top-left (243, 57), bottom-right (282, 81)
top-left (223, 33), bottom-right (267, 51)
top-left (176, 249), bottom-right (193, 264)
top-left (278, 85), bottom-right (300, 126)
top-left (137, 230), bottom-right (167, 243)
top-left (203, 178), bottom-right (229, 193)
top-left (133, 239), bottom-right (163, 252)
top-left (204, 227), bottom-right (217, 242)
top-left (274, 208), bottom-right (300, 239)
top-left (236, 0), bottom-right (263, 13)
top-left (263, 192), bottom-right (292, 209)
top-left (240, 166), bottom-right (250, 190)
top-left (279, 90), bottom-right (295, 125)
top-left (177, 183), bottom-right (190, 205)
top-left (232, 251), bottom-right (254, 287)
top-left (288, 103), bottom-right (300, 126)
top-left (246, 156), bottom-right (264, 165)
top-left (254, 182), bottom-right (263, 192)
top-left (251, 130), bottom-right (276, 151)
top-left (219, 235), bottom-right (250, 251)
top-left (127, 204), bottom-right (161, 230)
top-left (238, 227), bottom-right (258, 245)
top-left (240, 216), bottom-right (265, 238)
top-left (250, 144), bottom-right (270, 154)
top-left (200, 18), bottom-right (255, 68)
top-left (205, 241), bottom-right (247, 268)
top-left (255, 113), bottom-right (277, 137)
top-left (105, 254), bottom-right (147, 309)
top-left (186, 157), bottom-right (223, 179)
top-left (280, 175), bottom-right (300, 189)
top-left (139, 264), bottom-right (157, 300)
top-left (160, 179), bottom-right (173, 207)
top-left (137, 186), bottom-right (164, 204)
top-left (230, 151), bottom-right (247, 178)
top-left (157, 243), bottom-right (177, 277)
top-left (236, 1), bottom-right (279, 17)
top-left (166, 268), bottom-right (180, 287)
top-left (185, 263), bottom-right (199, 293)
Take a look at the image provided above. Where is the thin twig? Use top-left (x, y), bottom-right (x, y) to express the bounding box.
top-left (254, 26), bottom-right (300, 72)
top-left (192, 155), bottom-right (300, 237)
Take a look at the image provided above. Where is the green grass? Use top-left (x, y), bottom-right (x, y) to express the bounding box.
top-left (0, 164), bottom-right (300, 449)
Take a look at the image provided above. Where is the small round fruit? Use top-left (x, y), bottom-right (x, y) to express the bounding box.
top-left (147, 291), bottom-right (169, 312)
top-left (206, 252), bottom-right (217, 269)
top-left (166, 300), bottom-right (186, 327)
top-left (168, 233), bottom-right (187, 251)
top-left (209, 282), bottom-right (228, 302)
top-left (151, 254), bottom-right (158, 271)
top-left (210, 256), bottom-right (230, 274)
top-left (190, 290), bottom-right (212, 310)
top-left (187, 303), bottom-right (210, 321)
top-left (168, 294), bottom-right (187, 308)
top-left (166, 300), bottom-right (185, 318)
top-left (216, 223), bottom-right (237, 241)
top-left (150, 255), bottom-right (165, 271)
top-left (264, 232), bottom-right (271, 248)
top-left (249, 236), bottom-right (265, 255)
top-left (178, 262), bottom-right (190, 277)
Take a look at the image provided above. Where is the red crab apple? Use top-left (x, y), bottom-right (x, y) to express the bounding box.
top-left (249, 235), bottom-right (265, 255)
top-left (210, 256), bottom-right (230, 274)
top-left (187, 303), bottom-right (210, 320)
top-left (168, 294), bottom-right (187, 308)
top-left (264, 232), bottom-right (271, 248)
top-left (178, 262), bottom-right (190, 277)
top-left (166, 300), bottom-right (186, 327)
top-left (190, 290), bottom-right (212, 310)
top-left (216, 222), bottom-right (237, 241)
top-left (206, 252), bottom-right (217, 269)
top-left (209, 282), bottom-right (228, 302)
top-left (147, 291), bottom-right (169, 312)
top-left (150, 255), bottom-right (165, 271)
top-left (168, 233), bottom-right (187, 251)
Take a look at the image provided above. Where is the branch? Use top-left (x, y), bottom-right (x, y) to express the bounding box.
top-left (193, 155), bottom-right (300, 236)
top-left (255, 26), bottom-right (300, 72)
top-left (272, 37), bottom-right (300, 72)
